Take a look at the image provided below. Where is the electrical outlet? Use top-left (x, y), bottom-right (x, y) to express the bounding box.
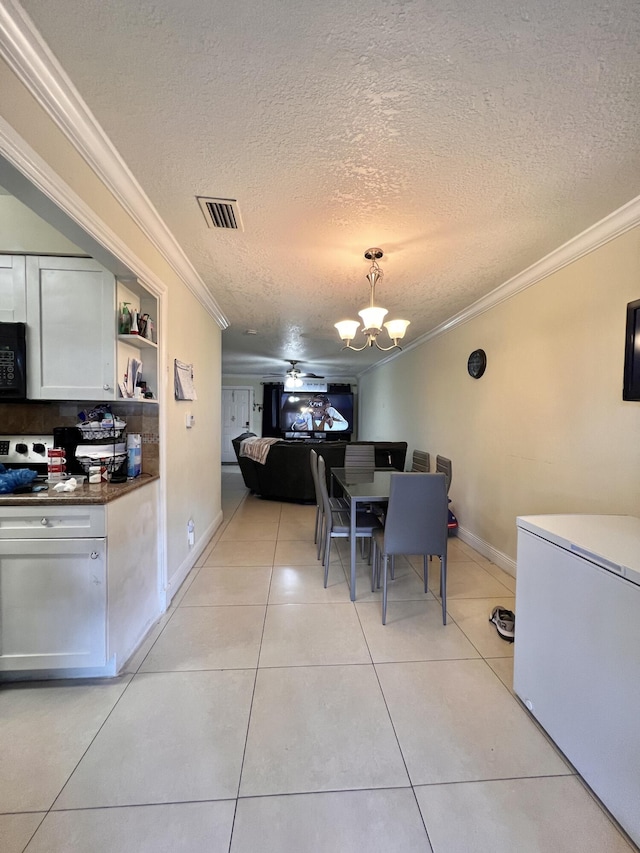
top-left (185, 413), bottom-right (195, 428)
top-left (187, 518), bottom-right (195, 546)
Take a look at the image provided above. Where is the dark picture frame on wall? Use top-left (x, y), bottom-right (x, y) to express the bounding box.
top-left (622, 298), bottom-right (640, 401)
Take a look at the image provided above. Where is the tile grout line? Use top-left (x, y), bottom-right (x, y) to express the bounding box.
top-left (227, 503), bottom-right (279, 853)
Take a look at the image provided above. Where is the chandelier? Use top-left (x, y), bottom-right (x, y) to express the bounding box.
top-left (334, 248), bottom-right (410, 351)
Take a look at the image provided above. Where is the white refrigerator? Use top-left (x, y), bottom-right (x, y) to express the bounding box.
top-left (514, 514), bottom-right (640, 847)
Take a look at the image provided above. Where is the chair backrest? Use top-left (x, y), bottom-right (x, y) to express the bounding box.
top-left (382, 472), bottom-right (448, 556)
top-left (344, 444), bottom-right (375, 470)
top-left (316, 455), bottom-right (333, 517)
top-left (411, 450), bottom-right (430, 472)
top-left (309, 448), bottom-right (322, 507)
top-left (435, 455), bottom-right (452, 494)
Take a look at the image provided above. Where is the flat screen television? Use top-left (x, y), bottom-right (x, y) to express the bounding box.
top-left (280, 391), bottom-right (354, 435)
top-left (623, 298), bottom-right (640, 401)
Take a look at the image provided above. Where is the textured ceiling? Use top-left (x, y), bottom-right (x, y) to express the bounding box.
top-left (19, 0), bottom-right (640, 379)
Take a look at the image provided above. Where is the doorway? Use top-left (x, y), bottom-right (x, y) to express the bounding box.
top-left (221, 387), bottom-right (251, 462)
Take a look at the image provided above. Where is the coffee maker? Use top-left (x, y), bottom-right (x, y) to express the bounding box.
top-left (53, 426), bottom-right (84, 474)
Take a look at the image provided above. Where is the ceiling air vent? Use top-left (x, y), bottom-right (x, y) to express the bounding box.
top-left (196, 196), bottom-right (243, 231)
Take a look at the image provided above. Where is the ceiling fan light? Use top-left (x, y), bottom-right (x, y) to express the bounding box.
top-left (384, 318), bottom-right (410, 340)
top-left (358, 305), bottom-right (388, 332)
top-left (285, 374), bottom-right (304, 389)
top-left (335, 319), bottom-right (361, 341)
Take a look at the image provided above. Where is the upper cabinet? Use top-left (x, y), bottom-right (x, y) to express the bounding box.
top-left (22, 256), bottom-right (159, 402)
top-left (26, 256), bottom-right (116, 400)
top-left (0, 255), bottom-right (26, 322)
top-left (2, 255), bottom-right (159, 402)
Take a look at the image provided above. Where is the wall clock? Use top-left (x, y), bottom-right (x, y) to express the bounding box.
top-left (467, 349), bottom-right (487, 379)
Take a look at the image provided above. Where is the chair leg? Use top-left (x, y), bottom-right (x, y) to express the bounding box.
top-left (382, 554), bottom-right (389, 624)
top-left (423, 555), bottom-right (429, 593)
top-left (313, 505), bottom-right (320, 545)
top-left (317, 513), bottom-right (325, 561)
top-left (371, 541), bottom-right (377, 592)
top-left (390, 555), bottom-right (395, 580)
top-left (440, 553), bottom-right (447, 625)
top-left (324, 546), bottom-right (331, 588)
top-left (323, 533), bottom-right (332, 587)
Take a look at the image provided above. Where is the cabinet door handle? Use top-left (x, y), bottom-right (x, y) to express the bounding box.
top-left (90, 551), bottom-right (100, 559)
top-left (40, 517), bottom-right (49, 526)
top-left (103, 384), bottom-right (111, 391)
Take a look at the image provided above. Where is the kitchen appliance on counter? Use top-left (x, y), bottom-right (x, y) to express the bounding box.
top-left (53, 426), bottom-right (84, 474)
top-left (0, 322), bottom-right (27, 400)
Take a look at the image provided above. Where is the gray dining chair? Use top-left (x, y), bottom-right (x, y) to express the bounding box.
top-left (344, 443), bottom-right (375, 470)
top-left (435, 455), bottom-right (452, 494)
top-left (310, 448), bottom-right (347, 560)
top-left (372, 472), bottom-right (448, 625)
top-left (410, 450), bottom-right (430, 472)
top-left (317, 454), bottom-right (381, 588)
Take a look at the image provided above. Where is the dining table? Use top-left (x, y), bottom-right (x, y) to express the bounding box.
top-left (330, 467), bottom-right (395, 601)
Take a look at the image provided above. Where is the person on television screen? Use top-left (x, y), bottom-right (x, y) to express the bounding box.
top-left (291, 394), bottom-right (349, 431)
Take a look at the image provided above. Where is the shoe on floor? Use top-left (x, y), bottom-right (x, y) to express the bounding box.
top-left (489, 606), bottom-right (515, 642)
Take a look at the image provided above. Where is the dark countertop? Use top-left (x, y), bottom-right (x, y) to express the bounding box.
top-left (0, 473), bottom-right (159, 506)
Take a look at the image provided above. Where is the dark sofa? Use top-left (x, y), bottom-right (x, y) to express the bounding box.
top-left (232, 433), bottom-right (408, 502)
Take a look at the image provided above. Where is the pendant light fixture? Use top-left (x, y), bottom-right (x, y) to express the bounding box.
top-left (334, 248), bottom-right (410, 351)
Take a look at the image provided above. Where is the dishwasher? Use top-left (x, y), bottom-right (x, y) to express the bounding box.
top-left (514, 514), bottom-right (640, 848)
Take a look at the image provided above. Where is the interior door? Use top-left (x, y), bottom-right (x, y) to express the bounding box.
top-left (222, 388), bottom-right (251, 462)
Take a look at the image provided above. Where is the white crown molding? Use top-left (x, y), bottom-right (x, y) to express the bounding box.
top-left (358, 193), bottom-right (640, 377)
top-left (0, 0), bottom-right (229, 328)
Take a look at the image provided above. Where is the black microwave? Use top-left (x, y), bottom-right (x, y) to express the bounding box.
top-left (0, 322), bottom-right (27, 400)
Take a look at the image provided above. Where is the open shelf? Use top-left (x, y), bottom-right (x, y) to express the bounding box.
top-left (118, 334), bottom-right (157, 349)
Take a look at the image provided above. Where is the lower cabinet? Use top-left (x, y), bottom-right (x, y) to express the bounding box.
top-left (0, 484), bottom-right (160, 676)
top-left (0, 537), bottom-right (106, 670)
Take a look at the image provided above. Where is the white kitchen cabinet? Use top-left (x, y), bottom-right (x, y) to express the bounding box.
top-left (0, 536), bottom-right (107, 670)
top-left (0, 255), bottom-right (26, 322)
top-left (0, 482), bottom-right (160, 678)
top-left (25, 256), bottom-right (116, 400)
top-left (0, 504), bottom-right (105, 538)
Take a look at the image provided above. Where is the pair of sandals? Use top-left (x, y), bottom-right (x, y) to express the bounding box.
top-left (489, 606), bottom-right (515, 642)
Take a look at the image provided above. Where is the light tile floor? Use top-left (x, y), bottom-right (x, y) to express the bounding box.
top-left (1, 467), bottom-right (637, 852)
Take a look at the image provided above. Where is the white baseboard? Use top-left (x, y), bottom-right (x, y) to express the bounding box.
top-left (456, 524), bottom-right (517, 578)
top-left (164, 510), bottom-right (224, 606)
top-left (0, 655), bottom-right (118, 682)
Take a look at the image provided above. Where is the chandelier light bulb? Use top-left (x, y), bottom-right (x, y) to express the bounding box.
top-left (384, 318), bottom-right (410, 341)
top-left (358, 305), bottom-right (388, 332)
top-left (334, 319), bottom-right (361, 342)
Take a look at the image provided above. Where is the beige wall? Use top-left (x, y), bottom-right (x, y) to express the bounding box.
top-left (0, 56), bottom-right (223, 599)
top-left (0, 194), bottom-right (85, 254)
top-left (359, 226), bottom-right (640, 565)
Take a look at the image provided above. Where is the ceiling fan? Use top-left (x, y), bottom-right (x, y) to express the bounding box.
top-left (262, 360), bottom-right (325, 381)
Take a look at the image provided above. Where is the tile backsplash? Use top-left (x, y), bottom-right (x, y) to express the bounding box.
top-left (0, 401), bottom-right (159, 476)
